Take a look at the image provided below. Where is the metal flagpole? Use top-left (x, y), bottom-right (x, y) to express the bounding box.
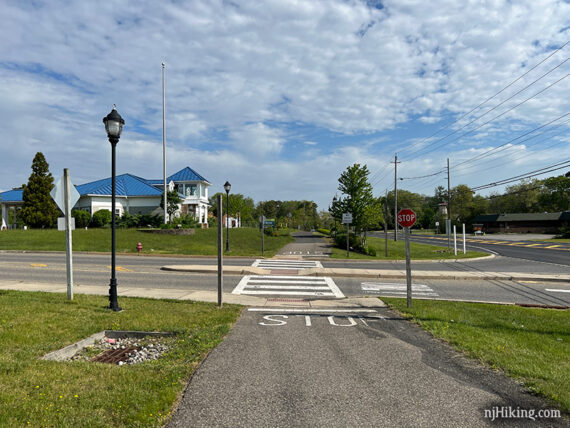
top-left (162, 62), bottom-right (167, 224)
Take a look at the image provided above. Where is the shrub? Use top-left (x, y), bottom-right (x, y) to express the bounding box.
top-left (557, 225), bottom-right (570, 238)
top-left (264, 227), bottom-right (279, 236)
top-left (71, 210), bottom-right (91, 228)
top-left (332, 232), bottom-right (375, 256)
top-left (317, 228), bottom-right (330, 235)
top-left (91, 209), bottom-right (111, 227)
top-left (140, 214), bottom-right (162, 228)
top-left (116, 212), bottom-right (142, 228)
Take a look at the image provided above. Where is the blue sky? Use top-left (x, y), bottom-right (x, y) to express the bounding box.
top-left (0, 0), bottom-right (568, 211)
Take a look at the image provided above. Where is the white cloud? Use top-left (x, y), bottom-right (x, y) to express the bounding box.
top-left (1, 0), bottom-right (569, 205)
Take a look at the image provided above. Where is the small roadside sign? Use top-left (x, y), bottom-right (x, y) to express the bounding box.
top-left (342, 213), bottom-right (353, 224)
top-left (58, 217), bottom-right (75, 231)
top-left (51, 176), bottom-right (80, 212)
top-left (264, 218), bottom-right (275, 227)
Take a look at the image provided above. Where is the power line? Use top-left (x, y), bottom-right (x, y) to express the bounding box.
top-left (471, 159), bottom-right (570, 191)
top-left (393, 113), bottom-right (569, 193)
top-left (407, 73), bottom-right (569, 159)
top-left (398, 41), bottom-right (569, 158)
top-left (406, 59), bottom-right (569, 161)
top-left (451, 112), bottom-right (570, 171)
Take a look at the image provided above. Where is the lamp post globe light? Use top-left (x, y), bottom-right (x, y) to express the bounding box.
top-left (103, 105), bottom-right (125, 312)
top-left (223, 181), bottom-right (231, 252)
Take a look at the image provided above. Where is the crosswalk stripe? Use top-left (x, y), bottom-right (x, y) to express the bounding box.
top-left (233, 275), bottom-right (344, 298)
top-left (361, 282), bottom-right (439, 297)
top-left (241, 290), bottom-right (336, 296)
top-left (252, 259), bottom-right (323, 269)
top-left (246, 285), bottom-right (331, 290)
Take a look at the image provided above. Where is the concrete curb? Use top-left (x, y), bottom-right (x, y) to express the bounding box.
top-left (160, 265), bottom-right (570, 283)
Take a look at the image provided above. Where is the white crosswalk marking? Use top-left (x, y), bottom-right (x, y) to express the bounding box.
top-left (233, 275), bottom-right (344, 298)
top-left (361, 282), bottom-right (439, 297)
top-left (252, 259), bottom-right (323, 270)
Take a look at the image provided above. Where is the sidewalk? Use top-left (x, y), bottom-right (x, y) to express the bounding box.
top-left (0, 280), bottom-right (385, 308)
top-left (161, 264), bottom-right (570, 283)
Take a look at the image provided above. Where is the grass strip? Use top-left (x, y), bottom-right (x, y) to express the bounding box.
top-left (329, 236), bottom-right (487, 259)
top-left (382, 298), bottom-right (570, 412)
top-left (0, 290), bottom-right (242, 427)
top-left (0, 227), bottom-right (293, 257)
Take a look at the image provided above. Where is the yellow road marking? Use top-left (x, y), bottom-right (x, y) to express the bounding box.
top-left (106, 266), bottom-right (133, 272)
top-left (545, 245), bottom-right (562, 248)
top-left (523, 244), bottom-right (543, 247)
top-left (30, 263), bottom-right (47, 268)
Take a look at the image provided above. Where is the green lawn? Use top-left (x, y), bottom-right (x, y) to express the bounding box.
top-left (0, 227), bottom-right (293, 257)
top-left (0, 290), bottom-right (242, 427)
top-left (330, 236), bottom-right (487, 259)
top-left (383, 298), bottom-right (570, 412)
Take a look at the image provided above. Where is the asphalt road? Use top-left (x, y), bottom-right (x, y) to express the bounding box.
top-left (369, 231), bottom-right (570, 266)
top-left (168, 306), bottom-right (565, 427)
top-left (1, 252), bottom-right (568, 306)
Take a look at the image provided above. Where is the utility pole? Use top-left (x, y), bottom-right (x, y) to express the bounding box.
top-left (447, 157), bottom-right (451, 249)
top-left (162, 62), bottom-right (168, 225)
top-left (392, 154), bottom-right (401, 241)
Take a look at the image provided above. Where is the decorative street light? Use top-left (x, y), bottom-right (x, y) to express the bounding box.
top-left (332, 195), bottom-right (338, 234)
top-left (103, 105), bottom-right (124, 312)
top-left (223, 181), bottom-right (231, 252)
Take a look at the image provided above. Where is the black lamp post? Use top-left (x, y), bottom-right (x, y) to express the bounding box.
top-left (223, 181), bottom-right (231, 252)
top-left (103, 105), bottom-right (124, 312)
top-left (332, 195), bottom-right (338, 233)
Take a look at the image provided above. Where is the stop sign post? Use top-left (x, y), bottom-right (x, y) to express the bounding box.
top-left (397, 208), bottom-right (416, 308)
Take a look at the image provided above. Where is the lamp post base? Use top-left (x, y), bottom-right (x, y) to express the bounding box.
top-left (108, 278), bottom-right (122, 312)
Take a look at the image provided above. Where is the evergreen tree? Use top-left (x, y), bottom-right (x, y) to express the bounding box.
top-left (160, 190), bottom-right (182, 218)
top-left (20, 152), bottom-right (59, 228)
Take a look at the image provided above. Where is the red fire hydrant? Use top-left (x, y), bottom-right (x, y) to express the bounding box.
top-left (136, 242), bottom-right (142, 255)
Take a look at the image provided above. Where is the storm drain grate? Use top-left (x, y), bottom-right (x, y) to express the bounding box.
top-left (266, 298), bottom-right (307, 303)
top-left (91, 346), bottom-right (139, 364)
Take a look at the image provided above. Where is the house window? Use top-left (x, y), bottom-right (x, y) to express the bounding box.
top-left (185, 184), bottom-right (197, 196)
top-left (200, 185), bottom-right (205, 197)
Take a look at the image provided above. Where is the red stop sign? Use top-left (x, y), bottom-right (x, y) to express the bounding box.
top-left (397, 208), bottom-right (416, 228)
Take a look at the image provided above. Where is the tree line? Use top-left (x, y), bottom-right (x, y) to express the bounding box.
top-left (5, 152), bottom-right (568, 232)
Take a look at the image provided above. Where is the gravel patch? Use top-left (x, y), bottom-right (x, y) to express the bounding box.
top-left (71, 335), bottom-right (175, 365)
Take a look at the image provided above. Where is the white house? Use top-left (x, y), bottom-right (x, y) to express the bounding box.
top-left (0, 166), bottom-right (211, 228)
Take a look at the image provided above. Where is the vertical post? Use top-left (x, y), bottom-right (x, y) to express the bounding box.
top-left (405, 227), bottom-right (412, 308)
top-left (453, 225), bottom-right (457, 256)
top-left (384, 190), bottom-right (388, 257)
top-left (225, 191), bottom-right (230, 252)
top-left (261, 216), bottom-right (265, 256)
top-left (394, 154), bottom-right (398, 241)
top-left (162, 62), bottom-right (168, 225)
top-left (447, 158), bottom-right (451, 249)
top-left (217, 194), bottom-right (223, 308)
top-left (346, 222), bottom-right (349, 258)
top-left (64, 169), bottom-right (73, 300)
top-left (109, 140), bottom-right (121, 311)
top-left (462, 223), bottom-right (466, 254)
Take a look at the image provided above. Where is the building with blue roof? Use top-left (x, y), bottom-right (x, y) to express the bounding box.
top-left (1, 167), bottom-right (211, 228)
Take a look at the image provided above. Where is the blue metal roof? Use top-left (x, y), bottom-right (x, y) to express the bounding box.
top-left (1, 167), bottom-right (207, 203)
top-left (167, 167), bottom-right (209, 183)
top-left (0, 189), bottom-right (23, 202)
top-left (76, 174), bottom-right (162, 197)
